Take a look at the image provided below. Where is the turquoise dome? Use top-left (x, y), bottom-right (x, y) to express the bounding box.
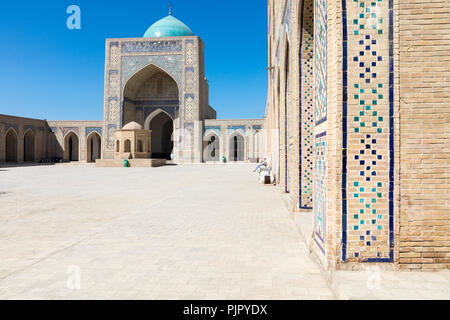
top-left (143, 15), bottom-right (194, 38)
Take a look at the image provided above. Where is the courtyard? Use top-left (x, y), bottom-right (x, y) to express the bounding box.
top-left (0, 163), bottom-right (334, 299)
top-left (0, 164), bottom-right (449, 300)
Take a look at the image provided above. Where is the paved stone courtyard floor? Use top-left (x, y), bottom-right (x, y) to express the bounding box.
top-left (0, 163), bottom-right (448, 300)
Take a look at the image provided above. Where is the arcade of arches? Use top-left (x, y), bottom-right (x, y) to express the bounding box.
top-left (1, 120), bottom-right (47, 164)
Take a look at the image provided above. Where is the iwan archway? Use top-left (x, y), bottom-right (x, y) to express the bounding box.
top-left (87, 131), bottom-right (101, 163)
top-left (64, 131), bottom-right (79, 162)
top-left (122, 64), bottom-right (179, 161)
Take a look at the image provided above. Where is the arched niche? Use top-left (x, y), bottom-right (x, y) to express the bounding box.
top-left (64, 131), bottom-right (79, 162)
top-left (5, 128), bottom-right (18, 163)
top-left (203, 131), bottom-right (221, 162)
top-left (228, 131), bottom-right (245, 162)
top-left (87, 131), bottom-right (102, 163)
top-left (23, 129), bottom-right (35, 162)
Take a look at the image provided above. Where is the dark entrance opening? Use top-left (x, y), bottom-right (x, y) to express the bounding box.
top-left (230, 134), bottom-right (244, 162)
top-left (5, 129), bottom-right (18, 163)
top-left (23, 130), bottom-right (35, 162)
top-left (150, 112), bottom-right (173, 159)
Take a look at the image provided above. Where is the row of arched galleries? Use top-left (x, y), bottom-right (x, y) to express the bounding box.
top-left (202, 128), bottom-right (263, 162)
top-left (61, 130), bottom-right (102, 162)
top-left (4, 128), bottom-right (36, 163)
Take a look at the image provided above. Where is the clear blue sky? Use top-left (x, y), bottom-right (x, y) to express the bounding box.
top-left (0, 1), bottom-right (268, 120)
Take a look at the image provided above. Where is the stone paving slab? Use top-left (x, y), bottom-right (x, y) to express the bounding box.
top-left (289, 202), bottom-right (450, 300)
top-left (331, 270), bottom-right (450, 300)
top-left (0, 164), bottom-right (334, 300)
top-left (1, 164), bottom-right (448, 300)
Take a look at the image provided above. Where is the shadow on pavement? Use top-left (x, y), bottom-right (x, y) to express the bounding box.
top-left (0, 163), bottom-right (55, 169)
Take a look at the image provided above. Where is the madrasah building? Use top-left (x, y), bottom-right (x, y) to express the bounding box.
top-left (0, 12), bottom-right (265, 165)
top-left (0, 2), bottom-right (449, 272)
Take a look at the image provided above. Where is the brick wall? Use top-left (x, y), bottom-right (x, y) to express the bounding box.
top-left (398, 0), bottom-right (450, 270)
top-left (266, 0), bottom-right (449, 271)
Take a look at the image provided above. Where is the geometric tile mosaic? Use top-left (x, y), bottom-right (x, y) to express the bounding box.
top-left (342, 0), bottom-right (394, 262)
top-left (314, 131), bottom-right (327, 254)
top-left (314, 0), bottom-right (327, 126)
top-left (299, 0), bottom-right (314, 209)
top-left (313, 0), bottom-right (328, 253)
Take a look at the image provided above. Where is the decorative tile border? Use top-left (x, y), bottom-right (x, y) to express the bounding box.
top-left (5, 123), bottom-right (19, 133)
top-left (314, 131), bottom-right (327, 254)
top-left (121, 55), bottom-right (183, 92)
top-left (314, 0), bottom-right (328, 126)
top-left (299, 0), bottom-right (314, 209)
top-left (342, 0), bottom-right (394, 262)
top-left (205, 126), bottom-right (221, 133)
top-left (121, 41), bottom-right (182, 53)
top-left (107, 124), bottom-right (117, 149)
top-left (62, 127), bottom-right (80, 136)
top-left (143, 107), bottom-right (176, 120)
top-left (23, 125), bottom-right (35, 133)
top-left (123, 97), bottom-right (179, 106)
top-left (86, 127), bottom-right (102, 137)
top-left (313, 0), bottom-right (328, 254)
top-left (227, 126), bottom-right (245, 137)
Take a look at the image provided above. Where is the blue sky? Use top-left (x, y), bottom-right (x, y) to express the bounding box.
top-left (0, 1), bottom-right (268, 120)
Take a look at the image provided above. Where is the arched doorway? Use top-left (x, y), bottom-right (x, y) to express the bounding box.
top-left (147, 111), bottom-right (173, 159)
top-left (23, 130), bottom-right (35, 162)
top-left (64, 132), bottom-right (79, 162)
top-left (229, 133), bottom-right (244, 162)
top-left (123, 64), bottom-right (179, 160)
top-left (124, 139), bottom-right (131, 153)
top-left (203, 132), bottom-right (220, 162)
top-left (87, 132), bottom-right (101, 163)
top-left (137, 140), bottom-right (143, 153)
top-left (5, 129), bottom-right (18, 163)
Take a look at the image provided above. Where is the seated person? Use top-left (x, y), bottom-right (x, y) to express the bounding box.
top-left (254, 159), bottom-right (267, 172)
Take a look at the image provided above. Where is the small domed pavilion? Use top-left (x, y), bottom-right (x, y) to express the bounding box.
top-left (114, 121), bottom-right (151, 160)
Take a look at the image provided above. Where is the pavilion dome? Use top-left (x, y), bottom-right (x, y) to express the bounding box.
top-left (143, 15), bottom-right (194, 38)
top-left (122, 121), bottom-right (143, 130)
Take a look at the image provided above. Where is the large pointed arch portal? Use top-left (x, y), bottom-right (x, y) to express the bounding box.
top-left (122, 64), bottom-right (179, 160)
top-left (122, 64), bottom-right (179, 128)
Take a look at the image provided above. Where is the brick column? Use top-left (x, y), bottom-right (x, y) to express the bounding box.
top-left (220, 125), bottom-right (226, 161)
top-left (80, 126), bottom-right (87, 162)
